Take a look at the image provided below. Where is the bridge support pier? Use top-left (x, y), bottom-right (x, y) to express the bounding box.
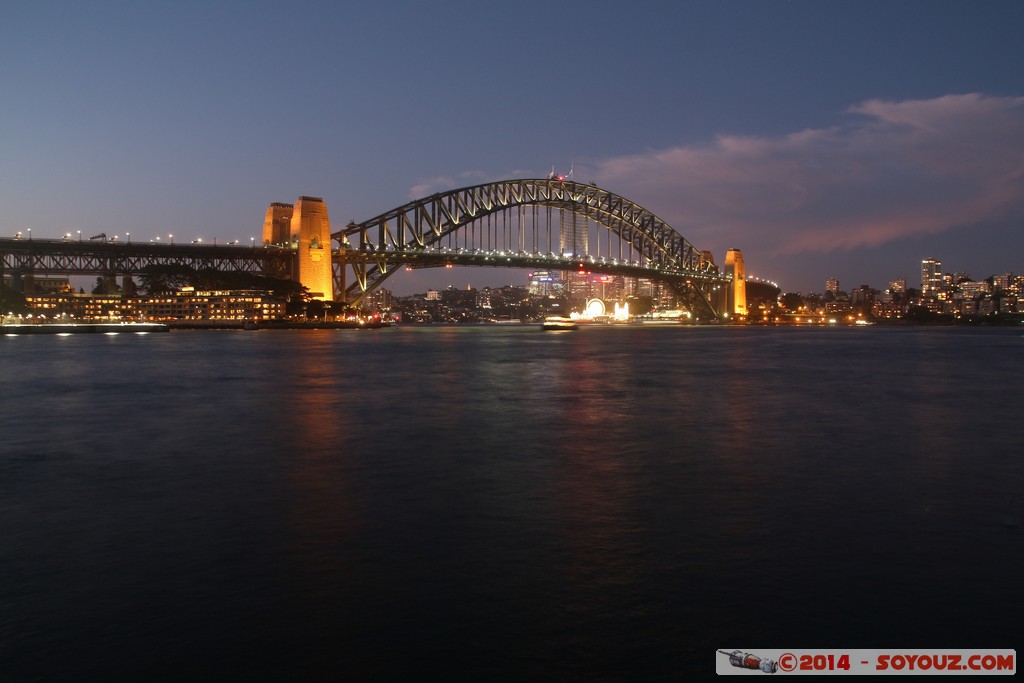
top-left (332, 251), bottom-right (347, 304)
top-left (291, 196), bottom-right (334, 301)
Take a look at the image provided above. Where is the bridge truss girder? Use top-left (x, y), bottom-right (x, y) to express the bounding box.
top-left (0, 239), bottom-right (294, 285)
top-left (330, 178), bottom-right (726, 317)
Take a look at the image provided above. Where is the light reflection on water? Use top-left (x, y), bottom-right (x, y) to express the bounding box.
top-left (1, 325), bottom-right (1022, 678)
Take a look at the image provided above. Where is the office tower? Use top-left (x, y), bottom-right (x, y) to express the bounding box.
top-left (559, 210), bottom-right (587, 257)
top-left (921, 257), bottom-right (942, 296)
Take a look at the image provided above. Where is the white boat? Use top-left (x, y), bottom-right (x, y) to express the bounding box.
top-left (541, 316), bottom-right (577, 331)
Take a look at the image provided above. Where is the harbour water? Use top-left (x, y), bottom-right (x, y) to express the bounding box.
top-left (2, 325), bottom-right (1021, 679)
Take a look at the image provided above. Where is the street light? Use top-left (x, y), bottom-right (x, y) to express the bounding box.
top-left (126, 232), bottom-right (131, 243)
top-left (77, 230), bottom-right (81, 242)
top-left (169, 234), bottom-right (174, 244)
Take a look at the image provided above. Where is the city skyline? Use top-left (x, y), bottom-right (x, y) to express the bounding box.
top-left (3, 1), bottom-right (1023, 295)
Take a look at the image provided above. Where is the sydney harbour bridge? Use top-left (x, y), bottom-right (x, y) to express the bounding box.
top-left (1, 178), bottom-right (734, 318)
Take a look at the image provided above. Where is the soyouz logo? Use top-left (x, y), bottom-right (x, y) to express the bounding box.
top-left (716, 649), bottom-right (1015, 675)
top-left (718, 650), bottom-right (778, 674)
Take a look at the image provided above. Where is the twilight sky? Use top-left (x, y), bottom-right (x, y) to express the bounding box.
top-left (2, 0), bottom-right (1022, 294)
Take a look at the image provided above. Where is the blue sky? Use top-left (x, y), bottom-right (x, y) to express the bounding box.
top-left (3, 0), bottom-right (1022, 294)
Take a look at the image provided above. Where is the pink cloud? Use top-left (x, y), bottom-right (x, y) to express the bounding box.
top-left (589, 94), bottom-right (1024, 257)
top-left (408, 169), bottom-right (535, 200)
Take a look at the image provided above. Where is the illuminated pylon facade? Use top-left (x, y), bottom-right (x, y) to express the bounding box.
top-left (724, 248), bottom-right (747, 316)
top-left (290, 196), bottom-right (333, 301)
top-left (262, 202), bottom-right (293, 246)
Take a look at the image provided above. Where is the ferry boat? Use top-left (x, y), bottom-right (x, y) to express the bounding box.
top-left (541, 316), bottom-right (577, 331)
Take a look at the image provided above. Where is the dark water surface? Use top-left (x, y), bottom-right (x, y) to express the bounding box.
top-left (2, 325), bottom-right (1022, 679)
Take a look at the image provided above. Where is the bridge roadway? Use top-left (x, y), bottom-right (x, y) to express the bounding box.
top-left (340, 245), bottom-right (720, 285)
top-left (0, 237), bottom-right (294, 282)
top-left (0, 237), bottom-right (725, 313)
top-left (1, 237), bottom-right (717, 289)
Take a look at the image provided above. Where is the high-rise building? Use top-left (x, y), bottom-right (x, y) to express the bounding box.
top-left (365, 287), bottom-right (393, 312)
top-left (851, 285), bottom-right (875, 308)
top-left (724, 249), bottom-right (747, 316)
top-left (559, 210), bottom-right (587, 257)
top-left (566, 270), bottom-right (591, 304)
top-left (826, 277), bottom-right (839, 294)
top-left (921, 257), bottom-right (942, 296)
top-left (884, 277), bottom-right (906, 303)
top-left (528, 270), bottom-right (560, 296)
top-left (635, 278), bottom-right (654, 298)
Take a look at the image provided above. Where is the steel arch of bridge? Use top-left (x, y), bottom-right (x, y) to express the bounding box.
top-left (332, 178), bottom-right (727, 316)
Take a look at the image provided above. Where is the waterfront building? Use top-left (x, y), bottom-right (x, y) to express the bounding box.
top-left (825, 277), bottom-right (839, 295)
top-left (24, 293), bottom-right (125, 319)
top-left (23, 289), bottom-right (286, 322)
top-left (825, 300), bottom-right (852, 315)
top-left (873, 300), bottom-right (904, 319)
top-left (140, 288), bottom-right (286, 321)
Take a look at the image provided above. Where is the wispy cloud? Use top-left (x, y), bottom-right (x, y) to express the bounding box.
top-left (408, 170), bottom-right (490, 199)
top-left (589, 93), bottom-right (1024, 256)
top-left (408, 169), bottom-right (540, 199)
